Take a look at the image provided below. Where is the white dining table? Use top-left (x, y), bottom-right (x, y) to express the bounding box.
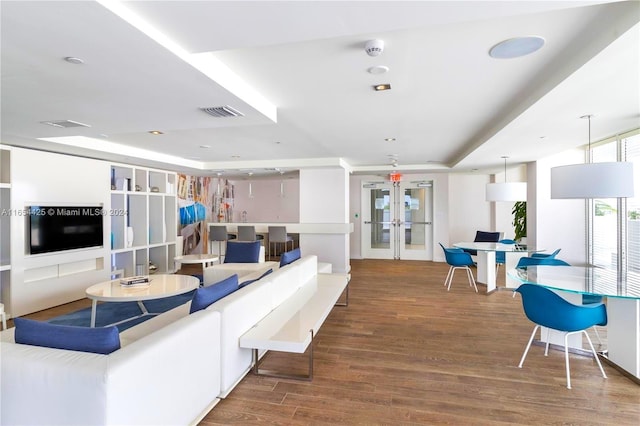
top-left (453, 242), bottom-right (543, 292)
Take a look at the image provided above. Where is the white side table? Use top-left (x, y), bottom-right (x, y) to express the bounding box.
top-left (174, 254), bottom-right (220, 283)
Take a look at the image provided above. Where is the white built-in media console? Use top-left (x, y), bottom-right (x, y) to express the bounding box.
top-left (0, 145), bottom-right (178, 317)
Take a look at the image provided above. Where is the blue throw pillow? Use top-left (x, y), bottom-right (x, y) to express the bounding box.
top-left (280, 248), bottom-right (301, 267)
top-left (239, 268), bottom-right (273, 289)
top-left (224, 241), bottom-right (261, 263)
top-left (14, 318), bottom-right (120, 355)
top-left (190, 274), bottom-right (239, 313)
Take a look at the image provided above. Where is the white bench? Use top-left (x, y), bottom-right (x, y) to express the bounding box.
top-left (239, 272), bottom-right (349, 380)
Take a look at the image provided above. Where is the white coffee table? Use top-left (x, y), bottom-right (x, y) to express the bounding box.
top-left (85, 274), bottom-right (199, 327)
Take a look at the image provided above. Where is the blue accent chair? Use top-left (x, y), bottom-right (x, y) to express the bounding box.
top-left (531, 248), bottom-right (561, 259)
top-left (439, 243), bottom-right (478, 292)
top-left (495, 239), bottom-right (517, 271)
top-left (515, 256), bottom-right (570, 269)
top-left (514, 284), bottom-right (608, 389)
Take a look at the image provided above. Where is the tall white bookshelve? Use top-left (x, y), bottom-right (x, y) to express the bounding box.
top-left (110, 164), bottom-right (177, 278)
top-left (0, 146), bottom-right (12, 308)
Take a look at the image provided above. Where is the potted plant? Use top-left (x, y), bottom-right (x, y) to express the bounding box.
top-left (512, 201), bottom-right (526, 243)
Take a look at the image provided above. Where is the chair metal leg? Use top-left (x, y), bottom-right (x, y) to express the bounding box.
top-left (519, 325), bottom-right (539, 368)
top-left (544, 327), bottom-right (551, 356)
top-left (447, 266), bottom-right (459, 291)
top-left (564, 332), bottom-right (572, 389)
top-left (466, 266), bottom-right (478, 292)
top-left (444, 266), bottom-right (453, 287)
top-left (562, 330), bottom-right (607, 390)
top-left (582, 330), bottom-right (607, 379)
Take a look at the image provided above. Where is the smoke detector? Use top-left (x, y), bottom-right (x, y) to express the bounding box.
top-left (365, 39), bottom-right (384, 57)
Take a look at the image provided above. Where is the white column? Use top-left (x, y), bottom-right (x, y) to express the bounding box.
top-left (299, 168), bottom-right (350, 273)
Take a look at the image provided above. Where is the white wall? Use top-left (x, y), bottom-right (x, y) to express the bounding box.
top-left (231, 178), bottom-right (299, 223)
top-left (448, 173), bottom-right (493, 244)
top-left (9, 147), bottom-right (111, 316)
top-left (529, 149), bottom-right (587, 265)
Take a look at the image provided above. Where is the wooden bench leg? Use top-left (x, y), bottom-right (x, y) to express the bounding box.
top-left (252, 329), bottom-right (314, 381)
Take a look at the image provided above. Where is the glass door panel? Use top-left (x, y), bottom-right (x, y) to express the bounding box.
top-left (399, 183), bottom-right (433, 260)
top-left (361, 181), bottom-right (433, 260)
top-left (362, 183), bottom-right (395, 259)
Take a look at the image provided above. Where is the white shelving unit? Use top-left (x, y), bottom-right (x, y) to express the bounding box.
top-left (0, 146), bottom-right (11, 312)
top-left (110, 164), bottom-right (177, 278)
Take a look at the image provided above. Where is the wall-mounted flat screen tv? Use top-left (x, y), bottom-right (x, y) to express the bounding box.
top-left (28, 206), bottom-right (104, 255)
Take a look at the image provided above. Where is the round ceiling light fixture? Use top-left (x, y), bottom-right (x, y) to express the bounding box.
top-left (489, 36), bottom-right (545, 59)
top-left (368, 65), bottom-right (389, 75)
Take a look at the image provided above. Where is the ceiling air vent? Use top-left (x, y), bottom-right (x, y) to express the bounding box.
top-left (199, 106), bottom-right (244, 118)
top-left (40, 120), bottom-right (91, 128)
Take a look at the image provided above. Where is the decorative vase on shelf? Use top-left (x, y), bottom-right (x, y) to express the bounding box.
top-left (126, 227), bottom-right (134, 248)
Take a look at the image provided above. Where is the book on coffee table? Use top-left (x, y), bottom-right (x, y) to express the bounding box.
top-left (120, 276), bottom-right (150, 286)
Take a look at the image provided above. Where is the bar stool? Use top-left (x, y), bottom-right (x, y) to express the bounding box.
top-left (268, 226), bottom-right (294, 259)
top-left (209, 225), bottom-right (235, 263)
top-left (0, 303), bottom-right (7, 330)
top-left (237, 226), bottom-right (264, 243)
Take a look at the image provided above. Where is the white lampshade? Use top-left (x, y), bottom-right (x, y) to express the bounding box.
top-left (551, 162), bottom-right (634, 199)
top-left (486, 182), bottom-right (527, 201)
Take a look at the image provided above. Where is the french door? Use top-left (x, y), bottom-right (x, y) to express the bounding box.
top-left (361, 181), bottom-right (433, 260)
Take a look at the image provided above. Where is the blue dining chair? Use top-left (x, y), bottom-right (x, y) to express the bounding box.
top-left (531, 248), bottom-right (561, 259)
top-left (515, 284), bottom-right (607, 389)
top-left (495, 239), bottom-right (517, 272)
top-left (516, 256), bottom-right (570, 268)
top-left (439, 243), bottom-right (478, 292)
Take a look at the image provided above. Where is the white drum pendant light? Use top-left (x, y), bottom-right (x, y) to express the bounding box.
top-left (551, 115), bottom-right (634, 199)
top-left (486, 156), bottom-right (527, 202)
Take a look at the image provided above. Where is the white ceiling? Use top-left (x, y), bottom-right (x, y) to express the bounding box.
top-left (1, 1), bottom-right (639, 178)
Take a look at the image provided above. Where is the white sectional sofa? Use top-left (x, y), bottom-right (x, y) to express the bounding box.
top-left (0, 308), bottom-right (221, 426)
top-left (0, 255), bottom-right (324, 425)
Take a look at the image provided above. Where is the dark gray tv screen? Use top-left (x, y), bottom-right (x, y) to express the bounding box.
top-left (28, 206), bottom-right (104, 255)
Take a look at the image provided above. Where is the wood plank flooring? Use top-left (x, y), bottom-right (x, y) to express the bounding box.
top-left (13, 259), bottom-right (640, 425)
top-left (202, 260), bottom-right (639, 425)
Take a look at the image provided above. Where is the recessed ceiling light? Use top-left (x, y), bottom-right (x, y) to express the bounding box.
top-left (64, 56), bottom-right (84, 64)
top-left (199, 144), bottom-right (211, 149)
top-left (373, 84), bottom-right (391, 91)
top-left (489, 36), bottom-right (545, 59)
top-left (148, 130), bottom-right (163, 135)
top-left (385, 138), bottom-right (396, 142)
top-left (368, 65), bottom-right (389, 75)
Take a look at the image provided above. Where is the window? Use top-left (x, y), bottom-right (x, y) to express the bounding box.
top-left (590, 130), bottom-right (640, 295)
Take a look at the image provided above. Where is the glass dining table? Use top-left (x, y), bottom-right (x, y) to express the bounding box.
top-left (509, 265), bottom-right (640, 382)
top-left (453, 242), bottom-right (542, 293)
